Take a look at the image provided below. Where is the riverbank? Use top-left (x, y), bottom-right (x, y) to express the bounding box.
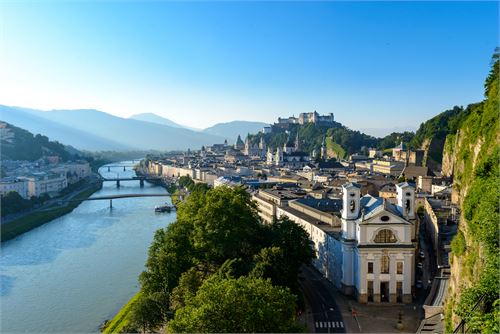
top-left (101, 292), bottom-right (141, 334)
top-left (1, 181), bottom-right (102, 242)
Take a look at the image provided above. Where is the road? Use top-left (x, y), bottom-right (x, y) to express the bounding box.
top-left (299, 265), bottom-right (345, 333)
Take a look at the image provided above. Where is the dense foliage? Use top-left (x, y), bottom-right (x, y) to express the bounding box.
top-left (0, 191), bottom-right (49, 217)
top-left (445, 53), bottom-right (499, 333)
top-left (127, 186), bottom-right (314, 333)
top-left (0, 122), bottom-right (80, 162)
top-left (167, 275), bottom-right (303, 333)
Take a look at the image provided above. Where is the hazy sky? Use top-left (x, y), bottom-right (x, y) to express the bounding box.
top-left (1, 1), bottom-right (498, 134)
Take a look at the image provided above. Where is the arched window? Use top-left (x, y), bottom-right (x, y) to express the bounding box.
top-left (374, 229), bottom-right (397, 243)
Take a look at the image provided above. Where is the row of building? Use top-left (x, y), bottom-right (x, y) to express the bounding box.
top-left (0, 159), bottom-right (91, 199)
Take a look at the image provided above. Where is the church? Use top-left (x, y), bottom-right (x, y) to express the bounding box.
top-left (266, 134), bottom-right (311, 168)
top-left (340, 182), bottom-right (416, 303)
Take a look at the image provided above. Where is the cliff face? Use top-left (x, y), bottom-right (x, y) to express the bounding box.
top-left (411, 105), bottom-right (470, 174)
top-left (443, 58), bottom-right (499, 333)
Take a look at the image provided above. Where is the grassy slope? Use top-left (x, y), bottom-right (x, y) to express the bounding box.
top-left (325, 137), bottom-right (346, 159)
top-left (101, 292), bottom-right (141, 334)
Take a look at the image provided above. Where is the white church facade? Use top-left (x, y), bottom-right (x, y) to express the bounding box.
top-left (274, 182), bottom-right (416, 304)
top-left (340, 182), bottom-right (416, 303)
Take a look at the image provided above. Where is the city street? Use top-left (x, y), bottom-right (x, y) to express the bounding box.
top-left (299, 265), bottom-right (345, 333)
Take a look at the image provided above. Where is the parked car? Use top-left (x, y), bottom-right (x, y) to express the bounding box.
top-left (416, 280), bottom-right (423, 289)
top-left (417, 262), bottom-right (423, 269)
top-left (419, 250), bottom-right (425, 258)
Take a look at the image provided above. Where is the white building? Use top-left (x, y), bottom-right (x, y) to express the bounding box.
top-left (256, 181), bottom-right (417, 304)
top-left (340, 182), bottom-right (415, 303)
top-left (26, 172), bottom-right (68, 197)
top-left (0, 177), bottom-right (29, 199)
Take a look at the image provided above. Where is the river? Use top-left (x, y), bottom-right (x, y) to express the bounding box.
top-left (0, 162), bottom-right (175, 333)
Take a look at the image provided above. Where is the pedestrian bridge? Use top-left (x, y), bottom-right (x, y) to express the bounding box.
top-left (69, 193), bottom-right (172, 208)
top-left (99, 176), bottom-right (164, 187)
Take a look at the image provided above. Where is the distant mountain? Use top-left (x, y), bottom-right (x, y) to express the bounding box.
top-left (0, 121), bottom-right (82, 162)
top-left (129, 113), bottom-right (199, 131)
top-left (203, 121), bottom-right (269, 143)
top-left (0, 106), bottom-right (131, 151)
top-left (0, 106), bottom-right (224, 151)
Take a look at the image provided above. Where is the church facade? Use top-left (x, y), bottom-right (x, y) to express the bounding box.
top-left (340, 182), bottom-right (416, 303)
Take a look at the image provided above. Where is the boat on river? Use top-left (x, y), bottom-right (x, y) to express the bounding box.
top-left (154, 204), bottom-right (174, 213)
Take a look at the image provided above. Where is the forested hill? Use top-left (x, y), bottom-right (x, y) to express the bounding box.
top-left (408, 105), bottom-right (473, 170)
top-left (247, 121), bottom-right (415, 159)
top-left (443, 54), bottom-right (499, 332)
top-left (0, 122), bottom-right (81, 162)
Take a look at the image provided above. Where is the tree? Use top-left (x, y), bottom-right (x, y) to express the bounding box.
top-left (167, 275), bottom-right (304, 333)
top-left (256, 217), bottom-right (315, 291)
top-left (139, 221), bottom-right (195, 318)
top-left (1, 191), bottom-right (32, 216)
top-left (189, 186), bottom-right (267, 265)
top-left (128, 293), bottom-right (164, 334)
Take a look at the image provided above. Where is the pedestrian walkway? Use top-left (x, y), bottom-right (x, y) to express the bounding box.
top-left (315, 320), bottom-right (344, 329)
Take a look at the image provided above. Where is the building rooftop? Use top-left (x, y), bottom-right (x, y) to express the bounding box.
top-left (295, 197), bottom-right (342, 214)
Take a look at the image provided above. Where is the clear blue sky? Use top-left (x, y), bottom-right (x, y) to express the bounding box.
top-left (1, 1), bottom-right (498, 135)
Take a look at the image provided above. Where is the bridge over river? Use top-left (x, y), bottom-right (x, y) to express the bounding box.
top-left (68, 193), bottom-right (173, 208)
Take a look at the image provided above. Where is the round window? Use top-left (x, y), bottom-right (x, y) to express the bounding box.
top-left (381, 215), bottom-right (390, 222)
top-left (406, 192), bottom-right (411, 196)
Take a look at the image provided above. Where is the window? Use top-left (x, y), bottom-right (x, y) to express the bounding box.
top-left (368, 262), bottom-right (374, 274)
top-left (374, 229), bottom-right (397, 243)
top-left (381, 255), bottom-right (390, 274)
top-left (397, 262), bottom-right (403, 274)
top-left (380, 215), bottom-right (390, 222)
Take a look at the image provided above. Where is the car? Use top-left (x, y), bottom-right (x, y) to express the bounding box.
top-left (416, 280), bottom-right (423, 289)
top-left (417, 262), bottom-right (423, 269)
top-left (419, 250), bottom-right (425, 258)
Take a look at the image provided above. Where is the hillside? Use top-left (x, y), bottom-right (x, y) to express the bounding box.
top-left (443, 55), bottom-right (499, 332)
top-left (0, 122), bottom-right (81, 162)
top-left (0, 106), bottom-right (224, 151)
top-left (247, 121), bottom-right (397, 158)
top-left (203, 120), bottom-right (269, 143)
top-left (410, 105), bottom-right (471, 171)
top-left (0, 106), bottom-right (130, 151)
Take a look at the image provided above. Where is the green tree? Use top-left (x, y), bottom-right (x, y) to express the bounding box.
top-left (167, 275), bottom-right (304, 333)
top-left (1, 191), bottom-right (33, 216)
top-left (190, 186), bottom-right (266, 265)
top-left (252, 217), bottom-right (314, 291)
top-left (128, 293), bottom-right (164, 334)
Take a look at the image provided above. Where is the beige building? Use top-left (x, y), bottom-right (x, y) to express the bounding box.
top-left (26, 172), bottom-right (68, 197)
top-left (0, 177), bottom-right (29, 199)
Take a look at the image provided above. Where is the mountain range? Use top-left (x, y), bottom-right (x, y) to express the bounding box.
top-left (0, 105), bottom-right (266, 152)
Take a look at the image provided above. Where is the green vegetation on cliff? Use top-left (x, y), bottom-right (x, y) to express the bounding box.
top-left (445, 53), bottom-right (499, 333)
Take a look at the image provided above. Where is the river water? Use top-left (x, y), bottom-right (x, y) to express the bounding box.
top-left (1, 162), bottom-right (175, 333)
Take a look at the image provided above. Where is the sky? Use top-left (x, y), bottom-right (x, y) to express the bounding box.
top-left (0, 1), bottom-right (498, 135)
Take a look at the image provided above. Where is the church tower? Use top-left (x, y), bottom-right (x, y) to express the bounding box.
top-left (396, 182), bottom-right (415, 220)
top-left (320, 136), bottom-right (328, 160)
top-left (294, 133), bottom-right (300, 152)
